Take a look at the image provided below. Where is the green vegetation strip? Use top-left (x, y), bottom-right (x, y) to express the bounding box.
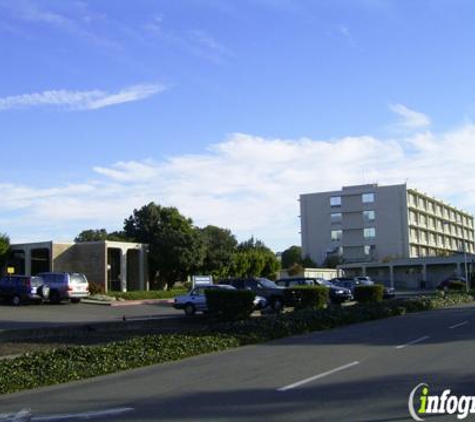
top-left (111, 289), bottom-right (187, 300)
top-left (0, 292), bottom-right (472, 395)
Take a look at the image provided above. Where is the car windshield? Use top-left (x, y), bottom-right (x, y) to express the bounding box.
top-left (258, 278), bottom-right (278, 288)
top-left (70, 274), bottom-right (88, 284)
top-left (318, 279), bottom-right (333, 287)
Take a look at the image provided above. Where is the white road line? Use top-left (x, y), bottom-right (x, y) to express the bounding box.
top-left (449, 321), bottom-right (469, 330)
top-left (277, 361), bottom-right (360, 392)
top-left (31, 407), bottom-right (134, 421)
top-left (395, 336), bottom-right (429, 350)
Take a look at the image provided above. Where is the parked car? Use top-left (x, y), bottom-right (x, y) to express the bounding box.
top-left (38, 272), bottom-right (90, 303)
top-left (0, 275), bottom-right (50, 306)
top-left (218, 278), bottom-right (286, 311)
top-left (276, 277), bottom-right (353, 304)
top-left (173, 284), bottom-right (267, 316)
top-left (436, 277), bottom-right (467, 291)
top-left (332, 277), bottom-right (395, 299)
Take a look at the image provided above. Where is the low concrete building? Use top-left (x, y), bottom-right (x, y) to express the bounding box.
top-left (340, 254), bottom-right (474, 290)
top-left (279, 267), bottom-right (340, 280)
top-left (8, 241), bottom-right (149, 292)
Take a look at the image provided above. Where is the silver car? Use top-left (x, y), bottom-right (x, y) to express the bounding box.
top-left (173, 285), bottom-right (267, 316)
top-left (38, 272), bottom-right (90, 303)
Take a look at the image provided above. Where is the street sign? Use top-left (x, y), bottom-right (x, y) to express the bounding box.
top-left (192, 275), bottom-right (213, 287)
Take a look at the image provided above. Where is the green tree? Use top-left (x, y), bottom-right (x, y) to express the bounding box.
top-left (199, 225), bottom-right (237, 278)
top-left (0, 233), bottom-right (10, 272)
top-left (231, 237), bottom-right (281, 279)
top-left (75, 229), bottom-right (130, 243)
top-left (281, 245), bottom-right (303, 268)
top-left (123, 203), bottom-right (205, 289)
top-left (75, 229), bottom-right (109, 242)
top-left (302, 255), bottom-right (317, 268)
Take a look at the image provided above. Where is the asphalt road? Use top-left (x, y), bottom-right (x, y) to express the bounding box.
top-left (0, 304), bottom-right (474, 421)
top-left (0, 302), bottom-right (181, 331)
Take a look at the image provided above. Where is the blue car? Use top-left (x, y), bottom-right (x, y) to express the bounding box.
top-left (0, 275), bottom-right (50, 306)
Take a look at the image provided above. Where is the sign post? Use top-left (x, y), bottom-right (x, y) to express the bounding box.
top-left (192, 275), bottom-right (213, 288)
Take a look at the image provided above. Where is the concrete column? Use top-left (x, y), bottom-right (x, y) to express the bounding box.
top-left (389, 265), bottom-right (394, 289)
top-left (362, 266), bottom-right (366, 277)
top-left (120, 249), bottom-right (127, 292)
top-left (456, 262), bottom-right (462, 278)
top-left (139, 246), bottom-right (145, 291)
top-left (24, 248), bottom-right (32, 276)
top-left (422, 264), bottom-right (427, 284)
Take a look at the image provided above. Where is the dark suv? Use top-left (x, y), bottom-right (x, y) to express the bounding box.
top-left (0, 275), bottom-right (50, 306)
top-left (218, 278), bottom-right (285, 310)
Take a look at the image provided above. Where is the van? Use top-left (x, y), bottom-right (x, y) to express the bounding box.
top-left (38, 272), bottom-right (90, 303)
top-left (0, 275), bottom-right (50, 306)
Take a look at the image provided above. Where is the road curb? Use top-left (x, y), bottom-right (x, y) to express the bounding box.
top-left (81, 299), bottom-right (174, 307)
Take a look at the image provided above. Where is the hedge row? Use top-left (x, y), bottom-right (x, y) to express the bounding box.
top-left (283, 286), bottom-right (329, 310)
top-left (0, 334), bottom-right (239, 395)
top-left (205, 289), bottom-right (256, 321)
top-left (0, 292), bottom-right (472, 395)
top-left (354, 285), bottom-right (385, 303)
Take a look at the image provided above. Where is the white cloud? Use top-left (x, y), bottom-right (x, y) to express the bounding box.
top-left (3, 125), bottom-right (475, 250)
top-left (0, 84), bottom-right (165, 111)
top-left (390, 103), bottom-right (431, 129)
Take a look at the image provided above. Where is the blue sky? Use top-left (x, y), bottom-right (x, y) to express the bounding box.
top-left (2, 0), bottom-right (475, 251)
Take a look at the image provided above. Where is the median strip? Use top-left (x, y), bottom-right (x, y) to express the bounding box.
top-left (449, 321), bottom-right (469, 329)
top-left (277, 361), bottom-right (360, 392)
top-left (395, 335), bottom-right (429, 350)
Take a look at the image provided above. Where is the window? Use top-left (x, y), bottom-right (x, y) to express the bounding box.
top-left (364, 227), bottom-right (376, 239)
top-left (331, 230), bottom-right (342, 241)
top-left (364, 245), bottom-right (375, 256)
top-left (363, 210), bottom-right (375, 222)
top-left (409, 210), bottom-right (417, 224)
top-left (411, 246), bottom-right (419, 257)
top-left (331, 212), bottom-right (342, 223)
top-left (330, 196), bottom-right (341, 207)
top-left (362, 193), bottom-right (375, 203)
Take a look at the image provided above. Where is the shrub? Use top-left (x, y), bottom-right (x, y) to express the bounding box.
top-left (112, 289), bottom-right (187, 300)
top-left (205, 289), bottom-right (255, 321)
top-left (284, 286), bottom-right (329, 310)
top-left (446, 280), bottom-right (466, 291)
top-left (0, 334), bottom-right (239, 395)
top-left (354, 284), bottom-right (384, 303)
top-left (88, 281), bottom-right (105, 295)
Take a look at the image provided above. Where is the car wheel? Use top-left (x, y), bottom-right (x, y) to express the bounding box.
top-left (49, 290), bottom-right (61, 304)
top-left (184, 303), bottom-right (196, 316)
top-left (70, 298), bottom-right (81, 304)
top-left (38, 285), bottom-right (50, 300)
top-left (11, 295), bottom-right (21, 306)
top-left (272, 298), bottom-right (283, 312)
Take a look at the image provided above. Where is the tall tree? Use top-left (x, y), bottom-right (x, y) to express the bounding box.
top-left (281, 245), bottom-right (303, 268)
top-left (75, 229), bottom-right (129, 243)
top-left (123, 203), bottom-right (205, 288)
top-left (0, 233), bottom-right (10, 272)
top-left (231, 237), bottom-right (281, 279)
top-left (75, 229), bottom-right (109, 242)
top-left (199, 225), bottom-right (237, 278)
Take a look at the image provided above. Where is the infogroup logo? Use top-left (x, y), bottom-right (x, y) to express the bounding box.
top-left (408, 383), bottom-right (475, 421)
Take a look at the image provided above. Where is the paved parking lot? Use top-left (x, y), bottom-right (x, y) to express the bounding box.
top-left (0, 302), bottom-right (181, 332)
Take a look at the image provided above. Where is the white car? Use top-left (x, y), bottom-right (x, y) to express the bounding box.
top-left (173, 284), bottom-right (267, 316)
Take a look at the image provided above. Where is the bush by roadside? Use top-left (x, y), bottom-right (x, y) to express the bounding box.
top-left (283, 286), bottom-right (328, 310)
top-left (205, 289), bottom-right (255, 321)
top-left (109, 289), bottom-right (187, 301)
top-left (354, 285), bottom-right (384, 303)
top-left (0, 334), bottom-right (239, 395)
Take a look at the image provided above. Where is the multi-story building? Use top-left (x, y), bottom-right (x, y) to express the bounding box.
top-left (300, 183), bottom-right (475, 266)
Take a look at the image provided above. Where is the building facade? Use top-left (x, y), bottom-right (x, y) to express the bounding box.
top-left (8, 241), bottom-right (149, 292)
top-left (300, 183), bottom-right (475, 266)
